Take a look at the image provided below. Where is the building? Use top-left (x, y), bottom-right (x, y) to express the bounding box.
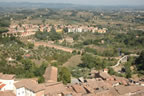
top-left (0, 73), bottom-right (15, 91)
top-left (97, 71), bottom-right (114, 81)
top-left (0, 91), bottom-right (16, 96)
top-left (14, 79), bottom-right (45, 96)
top-left (43, 66), bottom-right (58, 82)
top-left (44, 81), bottom-right (70, 96)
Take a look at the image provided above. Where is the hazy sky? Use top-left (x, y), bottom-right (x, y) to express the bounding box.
top-left (1, 0), bottom-right (144, 6)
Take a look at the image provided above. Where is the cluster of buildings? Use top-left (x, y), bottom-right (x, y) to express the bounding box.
top-left (67, 25), bottom-right (107, 33)
top-left (69, 69), bottom-right (144, 96)
top-left (1, 67), bottom-right (144, 96)
top-left (0, 66), bottom-right (71, 96)
top-left (2, 24), bottom-right (107, 38)
top-left (2, 24), bottom-right (39, 37)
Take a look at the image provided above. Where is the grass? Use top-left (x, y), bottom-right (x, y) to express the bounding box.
top-left (63, 55), bottom-right (82, 67)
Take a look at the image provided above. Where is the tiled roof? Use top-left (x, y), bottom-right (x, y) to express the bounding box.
top-left (71, 84), bottom-right (87, 94)
top-left (0, 84), bottom-right (6, 89)
top-left (0, 73), bottom-right (15, 80)
top-left (14, 79), bottom-right (45, 93)
top-left (0, 91), bottom-right (16, 96)
top-left (115, 85), bottom-right (144, 95)
top-left (44, 81), bottom-right (67, 95)
top-left (43, 66), bottom-right (58, 82)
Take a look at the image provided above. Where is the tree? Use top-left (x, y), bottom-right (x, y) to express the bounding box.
top-left (34, 62), bottom-right (47, 76)
top-left (27, 43), bottom-right (34, 49)
top-left (63, 27), bottom-right (68, 33)
top-left (49, 27), bottom-right (62, 41)
top-left (124, 62), bottom-right (132, 78)
top-left (21, 59), bottom-right (33, 71)
top-left (73, 34), bottom-right (79, 41)
top-left (108, 67), bottom-right (116, 75)
top-left (0, 27), bottom-right (8, 34)
top-left (135, 50), bottom-right (144, 71)
top-left (72, 50), bottom-right (77, 55)
top-left (38, 76), bottom-right (45, 83)
top-left (81, 54), bottom-right (101, 69)
top-left (58, 67), bottom-right (71, 84)
top-left (0, 19), bottom-right (10, 27)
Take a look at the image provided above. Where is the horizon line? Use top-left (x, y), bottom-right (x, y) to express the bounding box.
top-left (0, 1), bottom-right (144, 7)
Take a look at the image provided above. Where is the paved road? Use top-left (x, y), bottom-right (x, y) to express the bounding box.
top-left (112, 54), bottom-right (139, 68)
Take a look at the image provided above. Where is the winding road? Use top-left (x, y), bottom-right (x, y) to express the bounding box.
top-left (112, 54), bottom-right (139, 68)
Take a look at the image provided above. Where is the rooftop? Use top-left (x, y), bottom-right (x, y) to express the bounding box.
top-left (14, 79), bottom-right (45, 93)
top-left (0, 73), bottom-right (15, 80)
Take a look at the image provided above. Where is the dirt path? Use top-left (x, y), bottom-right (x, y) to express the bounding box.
top-left (63, 55), bottom-right (82, 67)
top-left (34, 42), bottom-right (76, 53)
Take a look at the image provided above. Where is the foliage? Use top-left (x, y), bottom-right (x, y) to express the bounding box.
top-left (124, 62), bottom-right (132, 78)
top-left (27, 43), bottom-right (34, 49)
top-left (38, 76), bottom-right (45, 83)
top-left (108, 67), bottom-right (116, 75)
top-left (80, 53), bottom-right (116, 69)
top-left (35, 27), bottom-right (62, 41)
top-left (80, 54), bottom-right (103, 69)
top-left (49, 27), bottom-right (62, 41)
top-left (21, 59), bottom-right (34, 71)
top-left (34, 63), bottom-right (47, 76)
top-left (0, 19), bottom-right (10, 27)
top-left (0, 18), bottom-right (10, 34)
top-left (0, 27), bottom-right (9, 34)
top-left (135, 50), bottom-right (144, 72)
top-left (71, 67), bottom-right (90, 78)
top-left (58, 67), bottom-right (71, 84)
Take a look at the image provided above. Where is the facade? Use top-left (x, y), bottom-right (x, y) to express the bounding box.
top-left (14, 79), bottom-right (45, 96)
top-left (0, 73), bottom-right (15, 91)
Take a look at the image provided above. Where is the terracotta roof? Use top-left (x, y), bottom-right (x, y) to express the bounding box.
top-left (109, 88), bottom-right (119, 96)
top-left (0, 91), bottom-right (16, 96)
top-left (0, 84), bottom-right (6, 89)
top-left (94, 90), bottom-right (113, 96)
top-left (0, 73), bottom-right (15, 80)
top-left (44, 81), bottom-right (67, 95)
top-left (105, 81), bottom-right (119, 86)
top-left (131, 91), bottom-right (144, 96)
top-left (84, 81), bottom-right (112, 89)
top-left (43, 66), bottom-right (58, 82)
top-left (99, 72), bottom-right (113, 80)
top-left (113, 76), bottom-right (128, 82)
top-left (71, 84), bottom-right (87, 94)
top-left (115, 85), bottom-right (144, 95)
top-left (14, 79), bottom-right (45, 93)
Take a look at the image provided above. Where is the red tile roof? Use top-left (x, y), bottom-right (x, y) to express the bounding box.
top-left (14, 79), bottom-right (45, 93)
top-left (71, 84), bottom-right (87, 94)
top-left (43, 66), bottom-right (58, 82)
top-left (0, 91), bottom-right (16, 96)
top-left (0, 73), bottom-right (15, 80)
top-left (0, 84), bottom-right (6, 89)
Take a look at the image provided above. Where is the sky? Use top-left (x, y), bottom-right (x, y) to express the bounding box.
top-left (0, 0), bottom-right (144, 6)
